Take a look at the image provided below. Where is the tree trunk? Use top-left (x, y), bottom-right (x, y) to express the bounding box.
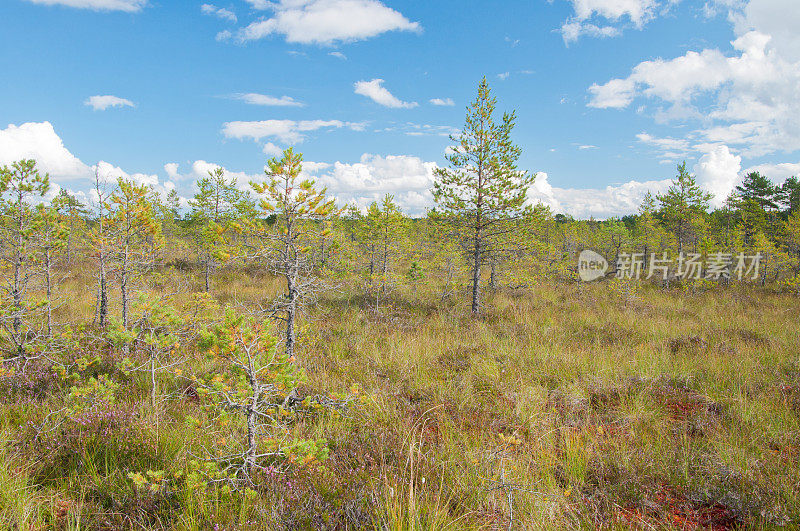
top-left (285, 268), bottom-right (297, 359)
top-left (45, 249), bottom-right (52, 338)
top-left (98, 270), bottom-right (108, 328)
top-left (12, 248), bottom-right (23, 359)
top-left (121, 244), bottom-right (129, 328)
top-left (471, 235), bottom-right (481, 314)
top-left (244, 370), bottom-right (260, 479)
top-left (204, 253), bottom-right (211, 293)
top-left (150, 354), bottom-right (157, 410)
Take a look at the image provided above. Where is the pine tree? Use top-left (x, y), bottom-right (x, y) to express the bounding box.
top-left (106, 178), bottom-right (162, 328)
top-left (90, 167), bottom-right (113, 328)
top-left (189, 167), bottom-right (250, 293)
top-left (779, 176), bottom-right (800, 216)
top-left (34, 201), bottom-right (69, 338)
top-left (735, 171), bottom-right (779, 211)
top-left (433, 77), bottom-right (533, 313)
top-left (359, 194), bottom-right (407, 308)
top-left (249, 148), bottom-right (337, 363)
top-left (0, 160), bottom-right (50, 359)
top-left (656, 162), bottom-right (712, 254)
top-left (54, 189), bottom-right (87, 265)
top-left (784, 212), bottom-right (800, 275)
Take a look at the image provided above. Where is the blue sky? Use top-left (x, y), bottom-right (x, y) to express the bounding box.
top-left (1, 0), bottom-right (798, 217)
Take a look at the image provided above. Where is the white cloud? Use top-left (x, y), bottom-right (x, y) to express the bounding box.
top-left (262, 142), bottom-right (284, 157)
top-left (221, 119), bottom-right (365, 144)
top-left (0, 122), bottom-right (90, 180)
top-left (497, 72), bottom-right (510, 81)
top-left (378, 123), bottom-right (458, 137)
top-left (229, 93), bottom-right (304, 107)
top-left (201, 4), bottom-right (237, 23)
top-left (354, 79), bottom-right (417, 109)
top-left (527, 172), bottom-right (672, 219)
top-left (558, 0), bottom-right (666, 43)
top-left (578, 144), bottom-right (598, 150)
top-left (95, 160), bottom-right (159, 187)
top-left (164, 162), bottom-right (180, 180)
top-left (743, 160), bottom-right (800, 181)
top-left (316, 154), bottom-right (436, 215)
top-left (561, 21), bottom-right (620, 44)
top-left (429, 98), bottom-right (455, 106)
top-left (693, 145), bottom-right (742, 207)
top-left (636, 132), bottom-right (690, 152)
top-left (216, 30), bottom-right (233, 41)
top-left (236, 0), bottom-right (420, 45)
top-left (302, 161), bottom-right (332, 173)
top-left (164, 160), bottom-right (258, 194)
top-left (587, 78), bottom-right (636, 109)
top-left (588, 6), bottom-right (800, 158)
top-left (636, 132), bottom-right (692, 162)
top-left (84, 95), bottom-right (135, 111)
top-left (729, 0), bottom-right (800, 62)
top-left (24, 0), bottom-right (146, 11)
top-left (329, 51), bottom-right (347, 59)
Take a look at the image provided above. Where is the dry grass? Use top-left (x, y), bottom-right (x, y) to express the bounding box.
top-left (1, 263), bottom-right (798, 529)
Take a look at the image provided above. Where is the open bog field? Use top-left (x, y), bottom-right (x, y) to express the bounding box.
top-left (1, 267), bottom-right (798, 530)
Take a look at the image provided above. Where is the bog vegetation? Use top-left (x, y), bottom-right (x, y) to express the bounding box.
top-left (0, 80), bottom-right (799, 529)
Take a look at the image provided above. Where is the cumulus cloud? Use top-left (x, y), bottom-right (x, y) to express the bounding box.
top-left (84, 95), bottom-right (135, 111)
top-left (236, 0), bottom-right (420, 45)
top-left (527, 172), bottom-right (672, 219)
top-left (262, 142), bottom-right (284, 157)
top-left (693, 145), bottom-right (742, 207)
top-left (312, 154), bottom-right (436, 215)
top-left (0, 122), bottom-right (91, 179)
top-left (162, 160), bottom-right (258, 195)
top-left (221, 119), bottom-right (365, 144)
top-left (429, 98), bottom-right (455, 106)
top-left (354, 79), bottom-right (417, 109)
top-left (588, 2), bottom-right (800, 159)
top-left (229, 93), bottom-right (304, 107)
top-left (728, 0), bottom-right (800, 62)
top-left (558, 0), bottom-right (666, 43)
top-left (23, 0), bottom-right (146, 11)
top-left (201, 4), bottom-right (237, 23)
top-left (743, 160), bottom-right (800, 181)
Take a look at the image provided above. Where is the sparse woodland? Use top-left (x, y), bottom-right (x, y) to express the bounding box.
top-left (1, 81), bottom-right (799, 529)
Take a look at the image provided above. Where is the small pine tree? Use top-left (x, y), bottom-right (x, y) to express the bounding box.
top-left (656, 162), bottom-right (712, 254)
top-left (0, 160), bottom-right (50, 359)
top-left (249, 148), bottom-right (337, 363)
top-left (106, 178), bottom-right (162, 328)
top-left (433, 77), bottom-right (533, 313)
top-left (189, 167), bottom-right (250, 293)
